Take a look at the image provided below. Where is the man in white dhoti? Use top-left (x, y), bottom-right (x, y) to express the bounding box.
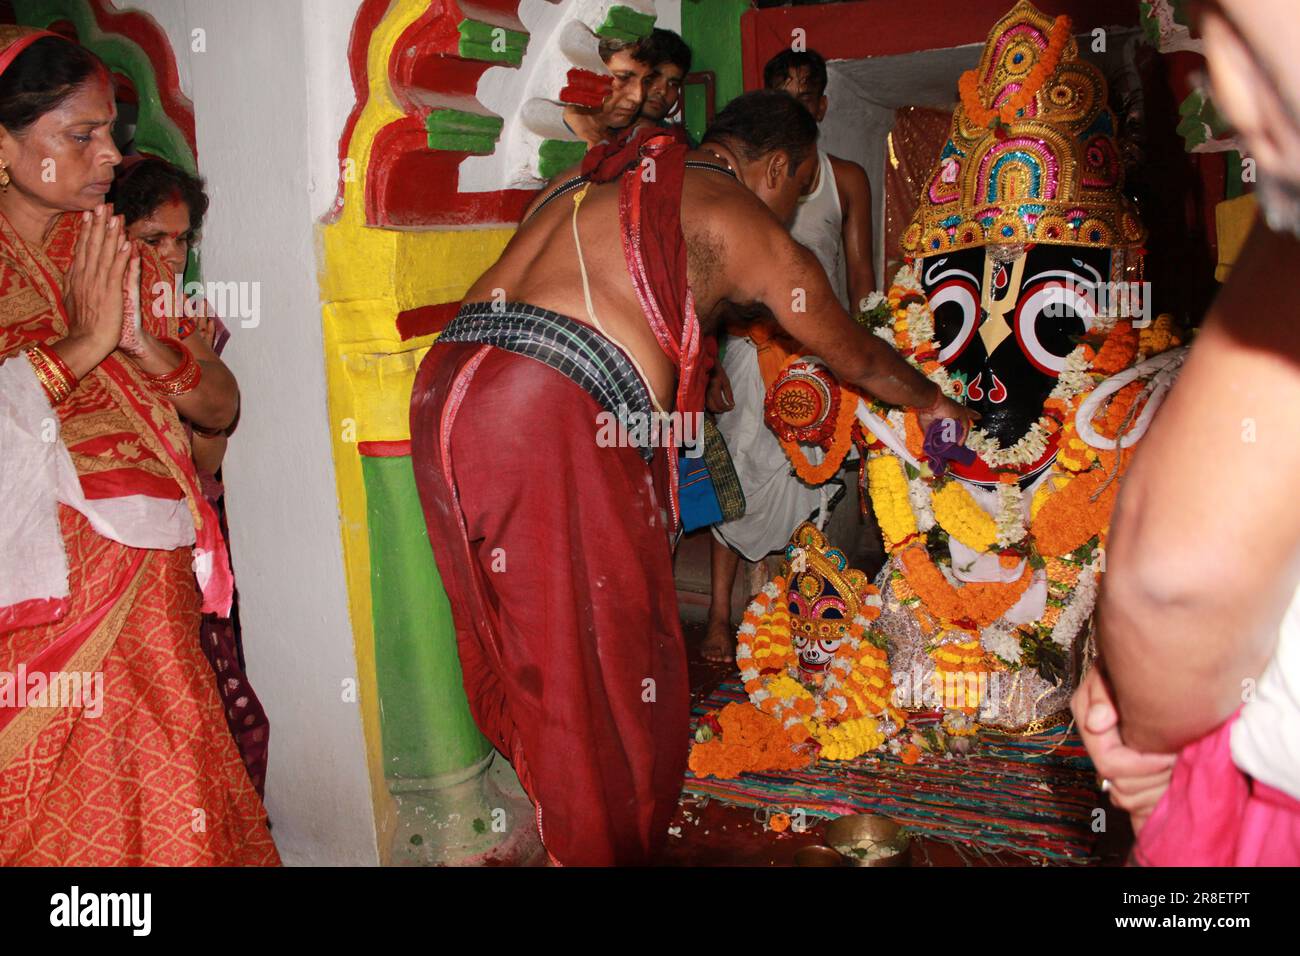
top-left (701, 49), bottom-right (877, 662)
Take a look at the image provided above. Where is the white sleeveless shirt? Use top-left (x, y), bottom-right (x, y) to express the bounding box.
top-left (1231, 581), bottom-right (1300, 801)
top-left (790, 148), bottom-right (849, 311)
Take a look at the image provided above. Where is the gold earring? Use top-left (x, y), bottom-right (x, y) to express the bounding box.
top-left (0, 162), bottom-right (9, 190)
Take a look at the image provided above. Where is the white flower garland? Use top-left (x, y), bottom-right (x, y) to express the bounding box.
top-left (994, 482), bottom-right (1027, 547)
top-left (981, 621), bottom-right (1023, 667)
top-left (908, 470), bottom-right (937, 533)
top-left (1050, 555), bottom-right (1102, 648)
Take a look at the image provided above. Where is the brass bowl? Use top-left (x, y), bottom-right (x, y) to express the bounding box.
top-left (824, 814), bottom-right (911, 867)
top-left (793, 845), bottom-right (849, 867)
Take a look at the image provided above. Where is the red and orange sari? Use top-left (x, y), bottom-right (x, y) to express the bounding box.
top-left (0, 207), bottom-right (278, 865)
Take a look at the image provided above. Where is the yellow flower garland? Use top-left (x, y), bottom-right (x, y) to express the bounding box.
top-left (867, 455), bottom-right (917, 548)
top-left (813, 715), bottom-right (885, 761)
top-left (931, 481), bottom-right (1000, 553)
top-left (736, 571), bottom-right (898, 761)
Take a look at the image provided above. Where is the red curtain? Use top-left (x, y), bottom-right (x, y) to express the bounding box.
top-left (883, 106), bottom-right (953, 285)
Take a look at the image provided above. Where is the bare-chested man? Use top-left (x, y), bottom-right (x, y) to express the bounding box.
top-left (410, 91), bottom-right (971, 866)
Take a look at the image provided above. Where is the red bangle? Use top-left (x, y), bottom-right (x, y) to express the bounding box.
top-left (26, 342), bottom-right (78, 404)
top-left (146, 336), bottom-right (201, 396)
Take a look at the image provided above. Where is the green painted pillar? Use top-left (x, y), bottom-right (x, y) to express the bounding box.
top-left (682, 0), bottom-right (751, 144)
top-left (361, 445), bottom-right (537, 865)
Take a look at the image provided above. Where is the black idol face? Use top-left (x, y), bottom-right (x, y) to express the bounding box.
top-left (919, 244), bottom-right (1112, 484)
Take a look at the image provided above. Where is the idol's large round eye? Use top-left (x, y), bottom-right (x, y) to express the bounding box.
top-left (1014, 279), bottom-right (1094, 374)
top-left (928, 278), bottom-right (979, 363)
top-left (818, 639), bottom-right (842, 654)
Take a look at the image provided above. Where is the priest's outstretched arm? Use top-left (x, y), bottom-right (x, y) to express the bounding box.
top-left (714, 189), bottom-right (973, 432)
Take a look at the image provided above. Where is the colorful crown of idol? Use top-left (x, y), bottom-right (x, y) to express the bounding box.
top-left (784, 523), bottom-right (873, 652)
top-left (901, 0), bottom-right (1145, 257)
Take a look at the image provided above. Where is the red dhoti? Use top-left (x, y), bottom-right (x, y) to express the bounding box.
top-left (410, 340), bottom-right (690, 866)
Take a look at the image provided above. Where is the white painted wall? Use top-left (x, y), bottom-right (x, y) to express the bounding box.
top-left (111, 0), bottom-right (687, 865)
top-left (125, 0), bottom-right (377, 865)
top-left (657, 0), bottom-right (681, 34)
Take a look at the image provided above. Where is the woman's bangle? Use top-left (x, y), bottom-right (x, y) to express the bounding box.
top-left (145, 336), bottom-right (202, 396)
top-left (26, 342), bottom-right (78, 405)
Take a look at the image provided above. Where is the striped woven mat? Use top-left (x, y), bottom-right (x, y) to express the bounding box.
top-left (683, 682), bottom-right (1102, 864)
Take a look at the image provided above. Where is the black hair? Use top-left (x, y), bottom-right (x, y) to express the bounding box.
top-left (640, 28), bottom-right (691, 74)
top-left (597, 36), bottom-right (653, 66)
top-left (0, 35), bottom-right (107, 136)
top-left (763, 48), bottom-right (829, 98)
top-left (701, 90), bottom-right (818, 173)
top-left (110, 156), bottom-right (209, 237)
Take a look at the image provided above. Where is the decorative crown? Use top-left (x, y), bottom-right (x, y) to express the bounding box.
top-left (783, 523), bottom-right (875, 643)
top-left (901, 0), bottom-right (1145, 257)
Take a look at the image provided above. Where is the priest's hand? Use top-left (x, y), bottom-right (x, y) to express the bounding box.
top-left (916, 390), bottom-right (979, 441)
top-left (706, 365), bottom-right (734, 413)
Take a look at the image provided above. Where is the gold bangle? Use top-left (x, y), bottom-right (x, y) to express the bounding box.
top-left (25, 343), bottom-right (76, 404)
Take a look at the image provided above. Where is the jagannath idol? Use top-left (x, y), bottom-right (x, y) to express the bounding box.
top-left (692, 1), bottom-right (1190, 774)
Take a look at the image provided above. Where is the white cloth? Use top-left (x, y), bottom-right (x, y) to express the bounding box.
top-left (711, 336), bottom-right (828, 561)
top-left (791, 148), bottom-right (848, 311)
top-left (1231, 580), bottom-right (1300, 801)
top-left (943, 473), bottom-right (1053, 622)
top-left (0, 353), bottom-right (195, 615)
top-left (711, 151), bottom-right (851, 560)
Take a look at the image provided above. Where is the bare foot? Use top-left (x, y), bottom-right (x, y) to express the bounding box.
top-left (700, 617), bottom-right (736, 664)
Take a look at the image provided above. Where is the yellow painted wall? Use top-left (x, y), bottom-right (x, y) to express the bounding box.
top-left (317, 0), bottom-right (516, 859)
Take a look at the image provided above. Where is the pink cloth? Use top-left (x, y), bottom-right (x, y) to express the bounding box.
top-left (1135, 709), bottom-right (1300, 866)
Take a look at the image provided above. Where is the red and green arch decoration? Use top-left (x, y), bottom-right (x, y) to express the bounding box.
top-left (332, 0), bottom-right (655, 229)
top-left (11, 0), bottom-right (195, 172)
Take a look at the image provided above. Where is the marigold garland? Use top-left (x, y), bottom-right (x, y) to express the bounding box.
top-left (867, 455), bottom-right (918, 548)
top-left (688, 702), bottom-right (809, 780)
top-left (959, 14), bottom-right (1071, 129)
top-left (931, 481), bottom-right (1000, 553)
top-left (899, 544), bottom-right (1034, 630)
top-left (1032, 466), bottom-right (1119, 557)
top-left (930, 638), bottom-right (989, 717)
top-left (1092, 320), bottom-right (1139, 376)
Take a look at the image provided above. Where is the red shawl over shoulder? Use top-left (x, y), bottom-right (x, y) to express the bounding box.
top-left (581, 126), bottom-right (718, 527)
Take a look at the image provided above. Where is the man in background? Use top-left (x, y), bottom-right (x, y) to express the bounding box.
top-left (702, 48), bottom-right (878, 663)
top-left (563, 37), bottom-right (655, 147)
top-left (637, 28), bottom-right (691, 131)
